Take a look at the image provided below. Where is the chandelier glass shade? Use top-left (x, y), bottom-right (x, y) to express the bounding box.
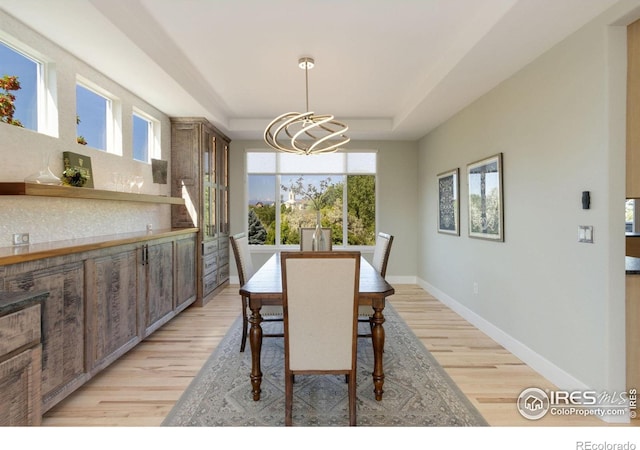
top-left (264, 57), bottom-right (350, 155)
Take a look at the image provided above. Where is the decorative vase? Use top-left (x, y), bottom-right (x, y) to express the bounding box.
top-left (312, 211), bottom-right (327, 251)
top-left (61, 167), bottom-right (87, 187)
top-left (24, 151), bottom-right (62, 185)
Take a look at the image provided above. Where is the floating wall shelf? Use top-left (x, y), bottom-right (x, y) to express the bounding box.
top-left (0, 182), bottom-right (184, 205)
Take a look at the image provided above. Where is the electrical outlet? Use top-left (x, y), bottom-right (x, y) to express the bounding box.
top-left (12, 233), bottom-right (29, 246)
top-left (473, 282), bottom-right (479, 295)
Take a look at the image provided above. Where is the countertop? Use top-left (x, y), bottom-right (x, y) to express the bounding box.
top-left (0, 290), bottom-right (49, 316)
top-left (0, 228), bottom-right (198, 266)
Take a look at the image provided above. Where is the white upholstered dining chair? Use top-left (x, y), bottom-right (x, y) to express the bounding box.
top-left (358, 232), bottom-right (394, 336)
top-left (281, 251), bottom-right (361, 426)
top-left (299, 227), bottom-right (332, 251)
top-left (230, 233), bottom-right (283, 352)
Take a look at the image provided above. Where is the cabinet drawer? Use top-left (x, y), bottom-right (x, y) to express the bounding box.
top-left (203, 253), bottom-right (218, 275)
top-left (202, 240), bottom-right (218, 256)
top-left (218, 238), bottom-right (229, 251)
top-left (0, 345), bottom-right (42, 426)
top-left (218, 263), bottom-right (229, 284)
top-left (203, 270), bottom-right (218, 294)
top-left (218, 251), bottom-right (229, 267)
top-left (0, 304), bottom-right (41, 356)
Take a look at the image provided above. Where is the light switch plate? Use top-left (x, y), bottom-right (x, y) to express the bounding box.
top-left (578, 225), bottom-right (593, 243)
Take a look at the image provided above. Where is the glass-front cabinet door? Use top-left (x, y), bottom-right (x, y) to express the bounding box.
top-left (218, 139), bottom-right (229, 235)
top-left (203, 132), bottom-right (216, 239)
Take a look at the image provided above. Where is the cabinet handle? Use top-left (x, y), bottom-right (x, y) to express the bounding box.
top-left (142, 245), bottom-right (149, 266)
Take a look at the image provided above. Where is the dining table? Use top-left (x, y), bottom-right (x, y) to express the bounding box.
top-left (239, 252), bottom-right (395, 401)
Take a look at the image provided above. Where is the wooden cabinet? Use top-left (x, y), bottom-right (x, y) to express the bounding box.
top-left (0, 230), bottom-right (197, 414)
top-left (628, 19), bottom-right (640, 197)
top-left (3, 260), bottom-right (86, 413)
top-left (0, 295), bottom-right (45, 426)
top-left (171, 118), bottom-right (230, 305)
top-left (140, 241), bottom-right (174, 336)
top-left (85, 249), bottom-right (139, 372)
top-left (175, 234), bottom-right (197, 311)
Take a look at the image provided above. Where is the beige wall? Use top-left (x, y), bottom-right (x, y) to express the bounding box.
top-left (418, 1), bottom-right (635, 408)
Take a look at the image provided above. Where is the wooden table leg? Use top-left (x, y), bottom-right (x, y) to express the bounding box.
top-left (371, 305), bottom-right (385, 401)
top-left (248, 305), bottom-right (263, 401)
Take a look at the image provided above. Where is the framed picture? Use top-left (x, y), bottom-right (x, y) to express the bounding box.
top-left (467, 153), bottom-right (504, 241)
top-left (437, 168), bottom-right (459, 235)
top-left (151, 159), bottom-right (168, 184)
top-left (63, 151), bottom-right (94, 188)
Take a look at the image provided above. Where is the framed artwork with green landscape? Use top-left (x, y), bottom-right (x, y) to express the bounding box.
top-left (467, 153), bottom-right (504, 241)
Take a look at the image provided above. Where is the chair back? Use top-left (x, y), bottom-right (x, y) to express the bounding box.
top-left (299, 227), bottom-right (333, 251)
top-left (281, 251), bottom-right (360, 371)
top-left (230, 233), bottom-right (254, 285)
top-left (371, 232), bottom-right (394, 278)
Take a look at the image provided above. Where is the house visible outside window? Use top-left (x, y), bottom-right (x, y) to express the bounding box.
top-left (247, 151), bottom-right (377, 247)
top-left (132, 110), bottom-right (159, 163)
top-left (0, 37), bottom-right (57, 136)
top-left (76, 79), bottom-right (121, 154)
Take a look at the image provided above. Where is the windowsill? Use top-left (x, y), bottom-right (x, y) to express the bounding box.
top-left (248, 244), bottom-right (375, 254)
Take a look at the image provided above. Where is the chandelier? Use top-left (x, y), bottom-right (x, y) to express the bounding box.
top-left (264, 57), bottom-right (350, 155)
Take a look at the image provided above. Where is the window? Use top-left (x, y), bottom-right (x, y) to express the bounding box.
top-left (132, 110), bottom-right (160, 163)
top-left (0, 37), bottom-right (57, 136)
top-left (76, 79), bottom-right (121, 154)
top-left (247, 152), bottom-right (377, 246)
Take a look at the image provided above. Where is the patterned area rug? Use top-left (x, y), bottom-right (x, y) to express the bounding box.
top-left (162, 303), bottom-right (488, 427)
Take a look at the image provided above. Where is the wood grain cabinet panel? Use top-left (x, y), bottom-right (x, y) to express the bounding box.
top-left (0, 345), bottom-right (42, 426)
top-left (140, 241), bottom-right (174, 337)
top-left (85, 249), bottom-right (139, 372)
top-left (175, 235), bottom-right (197, 311)
top-left (3, 262), bottom-right (85, 413)
top-left (628, 19), bottom-right (640, 198)
top-left (0, 303), bottom-right (42, 426)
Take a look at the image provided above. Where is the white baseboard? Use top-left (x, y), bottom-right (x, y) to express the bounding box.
top-left (417, 279), bottom-right (629, 424)
top-left (387, 275), bottom-right (417, 284)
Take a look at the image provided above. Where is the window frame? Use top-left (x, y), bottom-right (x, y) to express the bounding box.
top-left (76, 76), bottom-right (122, 155)
top-left (246, 150), bottom-right (378, 250)
top-left (0, 33), bottom-right (58, 137)
top-left (132, 108), bottom-right (160, 163)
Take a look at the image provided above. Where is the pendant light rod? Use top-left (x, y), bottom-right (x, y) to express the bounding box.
top-left (300, 57), bottom-right (313, 112)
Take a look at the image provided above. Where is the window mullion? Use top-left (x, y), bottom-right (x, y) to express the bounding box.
top-left (105, 99), bottom-right (113, 152)
top-left (343, 174), bottom-right (348, 246)
top-left (36, 62), bottom-right (45, 133)
top-left (276, 174), bottom-right (282, 246)
top-left (147, 121), bottom-right (153, 162)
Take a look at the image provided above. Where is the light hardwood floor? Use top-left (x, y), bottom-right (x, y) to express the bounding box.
top-left (41, 284), bottom-right (635, 427)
